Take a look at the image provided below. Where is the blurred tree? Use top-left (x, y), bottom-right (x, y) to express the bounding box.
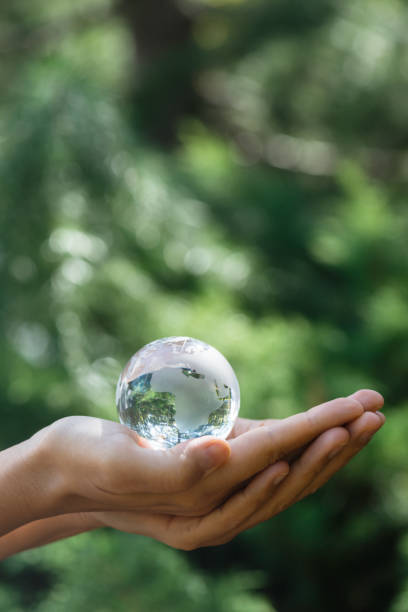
top-left (1, 0), bottom-right (408, 611)
top-left (116, 0), bottom-right (198, 146)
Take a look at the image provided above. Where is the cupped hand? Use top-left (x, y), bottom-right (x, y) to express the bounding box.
top-left (79, 390), bottom-right (385, 550)
top-left (88, 392), bottom-right (384, 550)
top-left (41, 390), bottom-right (383, 533)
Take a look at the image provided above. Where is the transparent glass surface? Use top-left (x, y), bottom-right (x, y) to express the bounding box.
top-left (116, 337), bottom-right (240, 448)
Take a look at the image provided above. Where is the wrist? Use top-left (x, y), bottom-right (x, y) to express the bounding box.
top-left (0, 429), bottom-right (70, 536)
top-left (27, 425), bottom-right (74, 518)
top-left (0, 513), bottom-right (101, 561)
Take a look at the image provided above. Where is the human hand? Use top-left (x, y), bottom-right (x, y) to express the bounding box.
top-left (228, 389), bottom-right (384, 458)
top-left (2, 390), bottom-right (383, 552)
top-left (82, 390), bottom-right (384, 549)
top-left (38, 391), bottom-right (372, 522)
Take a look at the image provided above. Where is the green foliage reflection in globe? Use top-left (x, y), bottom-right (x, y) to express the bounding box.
top-left (116, 337), bottom-right (240, 448)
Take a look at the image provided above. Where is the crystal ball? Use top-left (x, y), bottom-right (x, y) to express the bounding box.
top-left (116, 336), bottom-right (240, 448)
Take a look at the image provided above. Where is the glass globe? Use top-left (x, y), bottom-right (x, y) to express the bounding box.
top-left (116, 336), bottom-right (240, 448)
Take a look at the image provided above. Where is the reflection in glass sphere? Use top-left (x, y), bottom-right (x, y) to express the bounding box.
top-left (116, 336), bottom-right (240, 448)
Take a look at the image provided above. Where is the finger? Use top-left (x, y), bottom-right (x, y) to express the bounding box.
top-left (237, 426), bottom-right (351, 532)
top-left (172, 461), bottom-right (291, 550)
top-left (214, 397), bottom-right (363, 493)
top-left (106, 461), bottom-right (290, 549)
top-left (122, 433), bottom-right (231, 494)
top-left (297, 410), bottom-right (385, 501)
top-left (348, 389), bottom-right (384, 413)
top-left (228, 417), bottom-right (278, 439)
top-left (160, 436), bottom-right (232, 492)
top-left (228, 390), bottom-right (383, 441)
top-left (282, 389), bottom-right (384, 463)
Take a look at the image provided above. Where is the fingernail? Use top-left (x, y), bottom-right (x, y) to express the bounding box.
top-left (328, 445), bottom-right (346, 460)
top-left (376, 411), bottom-right (386, 425)
top-left (201, 443), bottom-right (228, 473)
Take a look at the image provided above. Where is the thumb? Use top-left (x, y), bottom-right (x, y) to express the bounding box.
top-left (178, 436), bottom-right (231, 479)
top-left (140, 436), bottom-right (231, 494)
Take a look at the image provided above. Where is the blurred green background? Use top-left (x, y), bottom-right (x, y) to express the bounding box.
top-left (1, 0), bottom-right (408, 610)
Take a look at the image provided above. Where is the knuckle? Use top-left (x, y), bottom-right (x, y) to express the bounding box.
top-left (332, 397), bottom-right (361, 413)
top-left (325, 397), bottom-right (346, 411)
top-left (166, 475), bottom-right (190, 495)
top-left (304, 409), bottom-right (317, 429)
top-left (173, 468), bottom-right (199, 493)
top-left (262, 430), bottom-right (279, 462)
top-left (346, 398), bottom-right (362, 410)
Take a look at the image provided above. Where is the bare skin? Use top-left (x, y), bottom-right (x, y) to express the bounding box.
top-left (0, 389), bottom-right (384, 558)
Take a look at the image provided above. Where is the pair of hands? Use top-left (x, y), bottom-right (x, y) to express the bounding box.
top-left (32, 389), bottom-right (384, 551)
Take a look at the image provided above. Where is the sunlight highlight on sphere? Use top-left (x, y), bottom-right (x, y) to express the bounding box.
top-left (116, 336), bottom-right (240, 448)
